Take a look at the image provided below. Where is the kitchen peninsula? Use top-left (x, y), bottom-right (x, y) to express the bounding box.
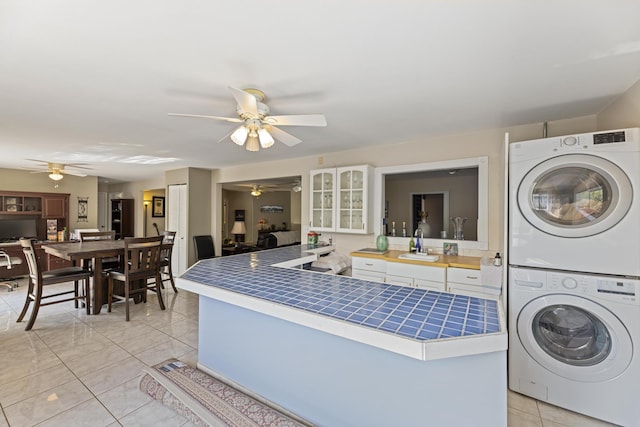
top-left (177, 245), bottom-right (507, 427)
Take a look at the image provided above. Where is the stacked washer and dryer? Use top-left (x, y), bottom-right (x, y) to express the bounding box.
top-left (508, 128), bottom-right (640, 426)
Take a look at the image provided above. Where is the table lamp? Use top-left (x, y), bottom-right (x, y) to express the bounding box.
top-left (230, 221), bottom-right (247, 245)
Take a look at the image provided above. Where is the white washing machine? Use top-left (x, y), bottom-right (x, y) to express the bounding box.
top-left (508, 266), bottom-right (640, 426)
top-left (509, 128), bottom-right (640, 276)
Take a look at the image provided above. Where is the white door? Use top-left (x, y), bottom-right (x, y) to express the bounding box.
top-left (97, 192), bottom-right (108, 231)
top-left (168, 184), bottom-right (187, 275)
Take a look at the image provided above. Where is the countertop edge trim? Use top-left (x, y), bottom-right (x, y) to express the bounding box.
top-left (176, 277), bottom-right (507, 361)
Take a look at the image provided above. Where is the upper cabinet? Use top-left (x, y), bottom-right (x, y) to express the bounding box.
top-left (310, 168), bottom-right (336, 232)
top-left (310, 165), bottom-right (373, 234)
top-left (42, 195), bottom-right (67, 218)
top-left (0, 194), bottom-right (42, 214)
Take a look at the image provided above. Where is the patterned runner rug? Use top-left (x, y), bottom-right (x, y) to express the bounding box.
top-left (139, 358), bottom-right (314, 427)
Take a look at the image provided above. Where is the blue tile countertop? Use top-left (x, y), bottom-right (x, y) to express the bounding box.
top-left (178, 245), bottom-right (507, 361)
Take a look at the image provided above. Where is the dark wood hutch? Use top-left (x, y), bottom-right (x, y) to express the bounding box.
top-left (0, 190), bottom-right (71, 277)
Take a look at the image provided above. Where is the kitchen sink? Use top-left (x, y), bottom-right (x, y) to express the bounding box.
top-left (398, 253), bottom-right (440, 262)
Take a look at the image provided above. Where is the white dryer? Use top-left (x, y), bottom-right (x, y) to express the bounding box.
top-left (509, 128), bottom-right (640, 276)
top-left (508, 266), bottom-right (640, 426)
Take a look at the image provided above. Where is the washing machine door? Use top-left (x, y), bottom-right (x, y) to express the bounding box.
top-left (517, 154), bottom-right (632, 238)
top-left (517, 294), bottom-right (633, 382)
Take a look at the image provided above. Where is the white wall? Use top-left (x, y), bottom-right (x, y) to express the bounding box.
top-left (597, 79), bottom-right (640, 131)
top-left (211, 115), bottom-right (598, 256)
top-left (0, 169), bottom-right (99, 233)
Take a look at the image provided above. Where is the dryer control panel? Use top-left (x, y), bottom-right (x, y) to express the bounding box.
top-left (512, 267), bottom-right (639, 305)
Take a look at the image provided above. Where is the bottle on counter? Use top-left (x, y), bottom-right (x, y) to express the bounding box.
top-left (409, 236), bottom-right (415, 252)
top-left (415, 234), bottom-right (421, 253)
top-left (493, 252), bottom-right (502, 266)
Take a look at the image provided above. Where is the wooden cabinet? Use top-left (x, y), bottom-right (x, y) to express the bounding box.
top-left (42, 195), bottom-right (67, 218)
top-left (111, 199), bottom-right (134, 239)
top-left (0, 191), bottom-right (69, 242)
top-left (310, 165), bottom-right (373, 234)
top-left (0, 193), bottom-right (42, 214)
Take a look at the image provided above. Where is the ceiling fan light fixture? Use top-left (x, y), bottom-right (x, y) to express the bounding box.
top-left (230, 126), bottom-right (249, 146)
top-left (251, 188), bottom-right (262, 197)
top-left (292, 183), bottom-right (302, 192)
top-left (245, 136), bottom-right (260, 152)
top-left (49, 171), bottom-right (64, 181)
top-left (257, 128), bottom-right (275, 149)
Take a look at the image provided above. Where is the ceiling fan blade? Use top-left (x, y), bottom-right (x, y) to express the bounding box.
top-left (264, 114), bottom-right (327, 127)
top-left (168, 113), bottom-right (242, 123)
top-left (217, 127), bottom-right (238, 143)
top-left (228, 86), bottom-right (258, 118)
top-left (63, 170), bottom-right (87, 177)
top-left (268, 126), bottom-right (302, 147)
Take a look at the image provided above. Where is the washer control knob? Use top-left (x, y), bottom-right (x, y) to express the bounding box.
top-left (562, 136), bottom-right (578, 146)
top-left (561, 277), bottom-right (578, 289)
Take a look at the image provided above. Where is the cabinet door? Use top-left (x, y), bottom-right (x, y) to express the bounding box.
top-left (336, 165), bottom-right (372, 234)
top-left (43, 196), bottom-right (67, 218)
top-left (385, 274), bottom-right (414, 287)
top-left (309, 169), bottom-right (335, 231)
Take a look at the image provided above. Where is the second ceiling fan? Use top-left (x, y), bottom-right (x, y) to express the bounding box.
top-left (169, 86), bottom-right (327, 151)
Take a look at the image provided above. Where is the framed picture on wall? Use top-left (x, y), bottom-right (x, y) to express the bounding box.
top-left (152, 196), bottom-right (165, 217)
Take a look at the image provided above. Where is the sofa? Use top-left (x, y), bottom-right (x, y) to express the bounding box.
top-left (256, 231), bottom-right (301, 249)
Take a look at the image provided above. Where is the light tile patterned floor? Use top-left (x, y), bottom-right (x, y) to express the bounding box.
top-left (0, 278), bottom-right (620, 426)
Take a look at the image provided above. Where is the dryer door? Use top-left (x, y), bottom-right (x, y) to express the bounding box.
top-left (517, 154), bottom-right (632, 238)
top-left (517, 294), bottom-right (633, 382)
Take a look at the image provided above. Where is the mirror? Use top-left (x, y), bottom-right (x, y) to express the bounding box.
top-left (374, 157), bottom-right (488, 250)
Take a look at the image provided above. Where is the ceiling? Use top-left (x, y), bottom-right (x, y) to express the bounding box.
top-left (2, 1), bottom-right (640, 183)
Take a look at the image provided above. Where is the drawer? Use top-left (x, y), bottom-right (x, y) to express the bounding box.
top-left (387, 261), bottom-right (446, 282)
top-left (447, 267), bottom-right (481, 286)
top-left (385, 274), bottom-right (413, 287)
top-left (352, 269), bottom-right (386, 283)
top-left (414, 278), bottom-right (446, 292)
top-left (448, 282), bottom-right (500, 299)
top-left (352, 256), bottom-right (386, 273)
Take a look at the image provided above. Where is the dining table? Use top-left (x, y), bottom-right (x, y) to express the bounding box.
top-left (41, 239), bottom-right (167, 315)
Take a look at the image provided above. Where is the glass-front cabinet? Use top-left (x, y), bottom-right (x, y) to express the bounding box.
top-left (310, 165), bottom-right (372, 234)
top-left (310, 168), bottom-right (335, 231)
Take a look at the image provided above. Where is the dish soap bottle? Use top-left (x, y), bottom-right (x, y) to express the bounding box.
top-left (493, 252), bottom-right (502, 266)
top-left (409, 236), bottom-right (415, 252)
top-left (415, 233), bottom-right (421, 253)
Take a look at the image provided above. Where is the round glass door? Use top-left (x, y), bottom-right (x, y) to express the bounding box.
top-left (532, 305), bottom-right (611, 366)
top-left (517, 294), bottom-right (632, 382)
top-left (517, 154), bottom-right (632, 237)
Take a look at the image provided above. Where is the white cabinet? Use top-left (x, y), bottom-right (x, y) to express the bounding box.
top-left (352, 257), bottom-right (386, 283)
top-left (447, 267), bottom-right (499, 299)
top-left (386, 261), bottom-right (447, 292)
top-left (352, 256), bottom-right (447, 291)
top-left (310, 169), bottom-right (336, 232)
top-left (310, 165), bottom-right (373, 234)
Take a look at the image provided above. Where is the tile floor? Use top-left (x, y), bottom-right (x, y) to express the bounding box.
top-left (0, 278), bottom-right (620, 426)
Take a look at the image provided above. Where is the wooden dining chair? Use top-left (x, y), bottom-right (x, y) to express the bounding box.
top-left (157, 231), bottom-right (177, 293)
top-left (107, 235), bottom-right (164, 321)
top-left (17, 238), bottom-right (91, 331)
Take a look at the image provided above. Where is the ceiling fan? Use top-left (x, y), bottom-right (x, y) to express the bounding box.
top-left (25, 159), bottom-right (91, 181)
top-left (168, 86), bottom-right (327, 151)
